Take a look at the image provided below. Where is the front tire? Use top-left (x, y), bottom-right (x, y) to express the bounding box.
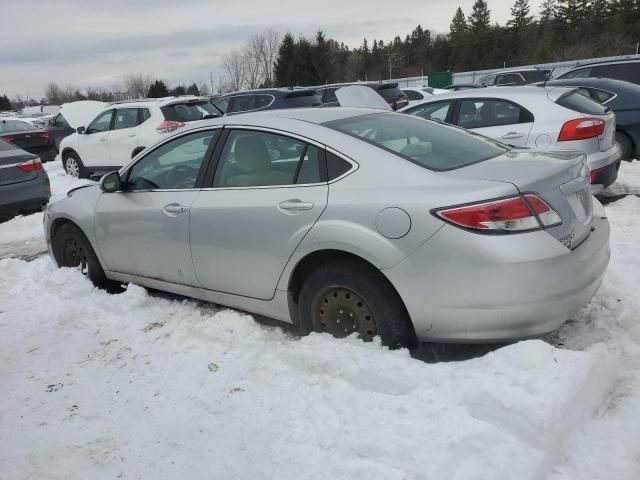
top-left (52, 223), bottom-right (122, 292)
top-left (297, 260), bottom-right (416, 349)
top-left (62, 151), bottom-right (86, 178)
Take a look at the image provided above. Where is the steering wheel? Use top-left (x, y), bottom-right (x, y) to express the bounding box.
top-left (166, 165), bottom-right (198, 189)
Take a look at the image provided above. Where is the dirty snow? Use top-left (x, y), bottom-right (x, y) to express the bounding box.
top-left (0, 161), bottom-right (639, 479)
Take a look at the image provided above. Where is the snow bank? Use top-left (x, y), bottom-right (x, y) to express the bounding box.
top-left (0, 254), bottom-right (615, 480)
top-left (600, 159), bottom-right (640, 197)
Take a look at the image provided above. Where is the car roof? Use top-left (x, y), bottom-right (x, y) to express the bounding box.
top-left (216, 88), bottom-right (316, 98)
top-left (107, 96), bottom-right (210, 107)
top-left (481, 68), bottom-right (548, 76)
top-left (563, 58), bottom-right (640, 71)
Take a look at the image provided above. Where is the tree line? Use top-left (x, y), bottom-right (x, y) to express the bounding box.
top-left (272, 0), bottom-right (640, 87)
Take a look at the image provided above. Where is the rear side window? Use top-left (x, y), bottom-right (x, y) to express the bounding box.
top-left (589, 89), bottom-right (616, 104)
top-left (521, 70), bottom-right (550, 83)
top-left (324, 113), bottom-right (507, 171)
top-left (113, 108), bottom-right (140, 130)
top-left (405, 101), bottom-right (452, 122)
top-left (404, 90), bottom-right (424, 101)
top-left (227, 94), bottom-right (274, 113)
top-left (140, 108), bottom-right (151, 122)
top-left (284, 91), bottom-right (321, 108)
top-left (326, 151), bottom-right (351, 180)
top-left (161, 101), bottom-right (218, 122)
top-left (458, 99), bottom-right (533, 129)
top-left (479, 75), bottom-right (496, 86)
top-left (556, 91), bottom-right (608, 115)
top-left (593, 63), bottom-right (640, 83)
top-left (496, 74), bottom-right (524, 86)
top-left (324, 88), bottom-right (339, 104)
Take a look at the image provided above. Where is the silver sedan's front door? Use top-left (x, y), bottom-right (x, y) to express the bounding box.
top-left (94, 129), bottom-right (220, 286)
top-left (190, 128), bottom-right (328, 300)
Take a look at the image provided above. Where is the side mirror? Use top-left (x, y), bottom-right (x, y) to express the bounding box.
top-left (76, 126), bottom-right (85, 134)
top-left (100, 171), bottom-right (122, 193)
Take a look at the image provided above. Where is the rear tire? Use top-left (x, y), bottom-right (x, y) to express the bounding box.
top-left (62, 151), bottom-right (86, 178)
top-left (615, 131), bottom-right (634, 161)
top-left (52, 223), bottom-right (123, 292)
top-left (297, 260), bottom-right (416, 349)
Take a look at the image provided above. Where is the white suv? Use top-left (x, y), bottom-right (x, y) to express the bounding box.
top-left (59, 96), bottom-right (218, 178)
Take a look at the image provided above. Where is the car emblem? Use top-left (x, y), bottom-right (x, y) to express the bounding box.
top-left (25, 134), bottom-right (31, 138)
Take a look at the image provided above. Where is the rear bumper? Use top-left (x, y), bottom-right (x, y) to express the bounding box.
top-left (586, 144), bottom-right (621, 191)
top-left (384, 204), bottom-right (610, 343)
top-left (0, 172), bottom-right (51, 219)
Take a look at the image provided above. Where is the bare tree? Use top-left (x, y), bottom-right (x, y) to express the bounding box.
top-left (250, 29), bottom-right (280, 87)
top-left (222, 50), bottom-right (246, 91)
top-left (243, 44), bottom-right (263, 89)
top-left (44, 82), bottom-right (64, 104)
top-left (123, 73), bottom-right (153, 98)
top-left (198, 82), bottom-right (210, 95)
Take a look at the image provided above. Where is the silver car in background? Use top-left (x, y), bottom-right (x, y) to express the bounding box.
top-left (44, 108), bottom-right (610, 347)
top-left (399, 86), bottom-right (621, 192)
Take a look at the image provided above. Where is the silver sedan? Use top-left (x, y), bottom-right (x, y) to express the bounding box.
top-left (44, 108), bottom-right (610, 347)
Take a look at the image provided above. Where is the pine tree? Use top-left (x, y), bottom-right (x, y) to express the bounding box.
top-left (170, 85), bottom-right (186, 96)
top-left (186, 82), bottom-right (200, 95)
top-left (147, 80), bottom-right (169, 98)
top-left (274, 32), bottom-right (296, 87)
top-left (556, 0), bottom-right (589, 24)
top-left (0, 94), bottom-right (12, 111)
top-left (508, 0), bottom-right (533, 30)
top-left (469, 0), bottom-right (491, 31)
top-left (449, 7), bottom-right (468, 40)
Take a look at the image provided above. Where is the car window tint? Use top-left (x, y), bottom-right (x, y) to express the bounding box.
top-left (496, 73), bottom-right (523, 86)
top-left (113, 108), bottom-right (139, 130)
top-left (576, 87), bottom-right (592, 100)
top-left (324, 113), bottom-right (507, 171)
top-left (324, 88), bottom-right (339, 103)
top-left (404, 90), bottom-right (424, 100)
top-left (556, 91), bottom-right (608, 115)
top-left (214, 130), bottom-right (314, 187)
top-left (227, 95), bottom-right (273, 113)
top-left (284, 91), bottom-right (321, 107)
top-left (127, 130), bottom-right (218, 190)
top-left (479, 75), bottom-right (495, 86)
top-left (140, 108), bottom-right (151, 122)
top-left (458, 99), bottom-right (531, 128)
top-left (295, 145), bottom-right (323, 184)
top-left (326, 151), bottom-right (351, 180)
top-left (212, 97), bottom-right (229, 114)
top-left (406, 101), bottom-right (451, 122)
top-left (87, 110), bottom-right (113, 133)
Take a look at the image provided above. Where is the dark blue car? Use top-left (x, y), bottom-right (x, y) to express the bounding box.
top-left (210, 88), bottom-right (320, 115)
top-left (544, 77), bottom-right (640, 160)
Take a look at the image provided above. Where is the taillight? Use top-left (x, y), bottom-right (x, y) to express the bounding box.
top-left (558, 118), bottom-right (605, 141)
top-left (38, 132), bottom-right (52, 141)
top-left (17, 158), bottom-right (43, 172)
top-left (3, 135), bottom-right (16, 143)
top-left (433, 194), bottom-right (561, 233)
top-left (157, 120), bottom-right (186, 134)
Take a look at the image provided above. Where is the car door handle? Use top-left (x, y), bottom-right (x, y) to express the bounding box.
top-left (500, 132), bottom-right (525, 140)
top-left (99, 137), bottom-right (107, 142)
top-left (278, 199), bottom-right (314, 211)
top-left (163, 203), bottom-right (190, 215)
top-left (128, 133), bottom-right (137, 137)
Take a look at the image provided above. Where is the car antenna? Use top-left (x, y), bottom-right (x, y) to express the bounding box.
top-left (542, 67), bottom-right (556, 88)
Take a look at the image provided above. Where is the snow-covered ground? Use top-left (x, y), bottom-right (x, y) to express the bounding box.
top-left (0, 161), bottom-right (639, 479)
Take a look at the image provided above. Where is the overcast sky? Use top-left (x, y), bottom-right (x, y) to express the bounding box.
top-left (1, 0), bottom-right (543, 99)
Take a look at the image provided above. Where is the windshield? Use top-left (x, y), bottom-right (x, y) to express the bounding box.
top-left (161, 101), bottom-right (218, 122)
top-left (324, 113), bottom-right (507, 171)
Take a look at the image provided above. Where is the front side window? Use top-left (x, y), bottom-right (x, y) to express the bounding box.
top-left (479, 75), bottom-right (496, 86)
top-left (127, 130), bottom-right (219, 190)
top-left (405, 101), bottom-right (451, 122)
top-left (496, 73), bottom-right (523, 86)
top-left (87, 110), bottom-right (113, 133)
top-left (214, 130), bottom-right (322, 187)
top-left (560, 67), bottom-right (592, 79)
top-left (54, 114), bottom-right (70, 128)
top-left (113, 108), bottom-right (140, 130)
top-left (458, 99), bottom-right (532, 128)
top-left (404, 90), bottom-right (424, 101)
top-left (324, 113), bottom-right (507, 171)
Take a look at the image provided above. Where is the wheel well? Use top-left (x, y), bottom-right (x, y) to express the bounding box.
top-left (288, 249), bottom-right (407, 311)
top-left (61, 147), bottom-right (77, 160)
top-left (131, 146), bottom-right (146, 158)
top-left (49, 218), bottom-right (75, 242)
top-left (616, 129), bottom-right (635, 157)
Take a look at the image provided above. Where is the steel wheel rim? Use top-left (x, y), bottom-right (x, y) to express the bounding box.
top-left (65, 157), bottom-right (79, 177)
top-left (311, 286), bottom-right (377, 340)
top-left (62, 238), bottom-right (87, 270)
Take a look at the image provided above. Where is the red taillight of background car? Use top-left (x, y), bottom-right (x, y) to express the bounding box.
top-left (434, 194), bottom-right (561, 233)
top-left (589, 166), bottom-right (606, 184)
top-left (38, 132), bottom-right (52, 141)
top-left (2, 135), bottom-right (16, 143)
top-left (558, 118), bottom-right (605, 141)
top-left (16, 158), bottom-right (43, 172)
top-left (156, 120), bottom-right (186, 134)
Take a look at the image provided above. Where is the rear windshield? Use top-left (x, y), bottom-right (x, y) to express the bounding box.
top-left (324, 113), bottom-right (507, 171)
top-left (284, 91), bottom-right (321, 108)
top-left (0, 120), bottom-right (37, 132)
top-left (161, 101), bottom-right (218, 122)
top-left (556, 91), bottom-right (608, 115)
top-left (374, 84), bottom-right (405, 101)
top-left (522, 70), bottom-right (550, 82)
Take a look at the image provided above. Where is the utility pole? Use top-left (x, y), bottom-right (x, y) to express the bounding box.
top-left (209, 72), bottom-right (214, 95)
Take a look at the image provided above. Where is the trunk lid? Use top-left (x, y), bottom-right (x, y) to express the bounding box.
top-left (0, 142), bottom-right (39, 186)
top-left (445, 150), bottom-right (593, 249)
top-left (1, 130), bottom-right (50, 152)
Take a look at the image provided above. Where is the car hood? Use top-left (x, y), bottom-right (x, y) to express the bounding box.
top-left (60, 101), bottom-right (107, 128)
